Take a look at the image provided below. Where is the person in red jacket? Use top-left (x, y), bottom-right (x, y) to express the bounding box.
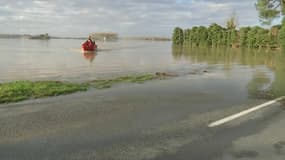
top-left (87, 35), bottom-right (95, 45)
top-left (82, 36), bottom-right (97, 51)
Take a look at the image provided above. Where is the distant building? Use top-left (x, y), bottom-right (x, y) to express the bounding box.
top-left (29, 33), bottom-right (50, 40)
top-left (90, 32), bottom-right (118, 41)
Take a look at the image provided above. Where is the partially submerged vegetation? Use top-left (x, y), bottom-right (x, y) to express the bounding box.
top-left (0, 73), bottom-right (172, 104)
top-left (87, 74), bottom-right (158, 89)
top-left (0, 81), bottom-right (87, 104)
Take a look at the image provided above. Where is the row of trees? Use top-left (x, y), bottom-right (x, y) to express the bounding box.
top-left (173, 0), bottom-right (285, 49)
top-left (173, 22), bottom-right (285, 49)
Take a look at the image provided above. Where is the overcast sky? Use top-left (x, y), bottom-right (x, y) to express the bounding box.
top-left (0, 0), bottom-right (261, 37)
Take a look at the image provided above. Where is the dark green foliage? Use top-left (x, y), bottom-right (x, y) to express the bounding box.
top-left (191, 27), bottom-right (199, 45)
top-left (184, 29), bottom-right (191, 43)
top-left (247, 27), bottom-right (260, 48)
top-left (230, 29), bottom-right (239, 46)
top-left (255, 0), bottom-right (284, 25)
top-left (221, 29), bottom-right (228, 46)
top-left (240, 27), bottom-right (251, 47)
top-left (172, 27), bottom-right (184, 45)
top-left (173, 22), bottom-right (283, 49)
top-left (279, 18), bottom-right (285, 49)
top-left (257, 28), bottom-right (270, 48)
top-left (173, 0), bottom-right (285, 48)
top-left (197, 26), bottom-right (208, 46)
top-left (255, 0), bottom-right (285, 49)
top-left (208, 23), bottom-right (224, 47)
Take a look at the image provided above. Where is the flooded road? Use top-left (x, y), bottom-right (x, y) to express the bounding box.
top-left (0, 39), bottom-right (285, 159)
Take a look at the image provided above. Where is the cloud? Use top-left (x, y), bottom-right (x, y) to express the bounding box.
top-left (0, 0), bottom-right (260, 37)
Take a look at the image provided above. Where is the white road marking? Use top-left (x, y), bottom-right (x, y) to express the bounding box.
top-left (208, 96), bottom-right (285, 128)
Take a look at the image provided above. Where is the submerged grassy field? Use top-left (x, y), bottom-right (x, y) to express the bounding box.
top-left (0, 74), bottom-right (164, 104)
top-left (87, 74), bottom-right (157, 89)
top-left (0, 81), bottom-right (88, 104)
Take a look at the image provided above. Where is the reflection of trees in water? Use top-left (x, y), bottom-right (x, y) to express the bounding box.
top-left (247, 72), bottom-right (273, 99)
top-left (172, 45), bottom-right (183, 60)
top-left (269, 52), bottom-right (285, 98)
top-left (245, 52), bottom-right (285, 99)
top-left (281, 100), bottom-right (285, 109)
top-left (172, 45), bottom-right (279, 67)
top-left (172, 45), bottom-right (285, 99)
top-left (172, 45), bottom-right (244, 70)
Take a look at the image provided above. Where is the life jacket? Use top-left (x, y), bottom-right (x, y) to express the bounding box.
top-left (82, 40), bottom-right (97, 51)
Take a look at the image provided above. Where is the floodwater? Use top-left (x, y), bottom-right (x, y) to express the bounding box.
top-left (1, 39), bottom-right (285, 160)
top-left (0, 38), bottom-right (284, 98)
top-left (0, 39), bottom-right (189, 82)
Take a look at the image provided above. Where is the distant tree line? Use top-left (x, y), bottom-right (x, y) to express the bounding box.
top-left (173, 23), bottom-right (285, 49)
top-left (173, 0), bottom-right (285, 49)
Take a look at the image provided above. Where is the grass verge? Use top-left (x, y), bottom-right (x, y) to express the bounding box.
top-left (0, 74), bottom-right (166, 104)
top-left (0, 81), bottom-right (87, 104)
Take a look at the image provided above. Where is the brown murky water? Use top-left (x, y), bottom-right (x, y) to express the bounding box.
top-left (0, 39), bottom-right (285, 160)
top-left (0, 39), bottom-right (284, 98)
top-left (0, 39), bottom-right (187, 82)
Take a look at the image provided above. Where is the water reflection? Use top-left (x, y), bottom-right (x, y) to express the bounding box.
top-left (172, 45), bottom-right (285, 99)
top-left (82, 51), bottom-right (97, 63)
top-left (247, 72), bottom-right (273, 99)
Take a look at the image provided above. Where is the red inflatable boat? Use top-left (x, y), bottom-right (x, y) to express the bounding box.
top-left (82, 40), bottom-right (97, 51)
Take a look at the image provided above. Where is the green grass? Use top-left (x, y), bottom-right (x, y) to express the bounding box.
top-left (0, 74), bottom-right (167, 104)
top-left (0, 81), bottom-right (87, 104)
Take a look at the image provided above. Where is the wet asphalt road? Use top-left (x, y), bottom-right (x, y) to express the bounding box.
top-left (0, 76), bottom-right (285, 160)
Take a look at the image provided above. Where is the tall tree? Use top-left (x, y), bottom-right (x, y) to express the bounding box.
top-left (197, 26), bottom-right (208, 46)
top-left (208, 23), bottom-right (223, 47)
top-left (279, 19), bottom-right (285, 48)
top-left (239, 27), bottom-right (251, 47)
top-left (172, 27), bottom-right (184, 45)
top-left (269, 25), bottom-right (281, 47)
top-left (229, 29), bottom-right (239, 47)
top-left (256, 0), bottom-right (285, 25)
top-left (256, 28), bottom-right (270, 49)
top-left (191, 27), bottom-right (199, 46)
top-left (221, 29), bottom-right (228, 46)
top-left (184, 29), bottom-right (191, 43)
top-left (256, 0), bottom-right (285, 49)
top-left (226, 12), bottom-right (238, 30)
top-left (247, 26), bottom-right (260, 48)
